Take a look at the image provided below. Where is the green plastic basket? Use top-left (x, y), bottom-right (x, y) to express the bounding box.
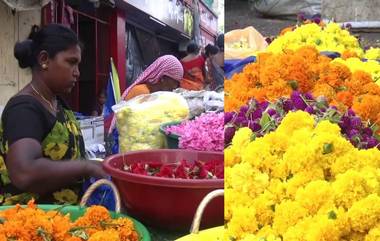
top-left (159, 121), bottom-right (182, 149)
top-left (0, 204), bottom-right (151, 241)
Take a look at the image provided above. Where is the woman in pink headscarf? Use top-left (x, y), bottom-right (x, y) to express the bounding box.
top-left (122, 55), bottom-right (184, 101)
top-left (107, 55), bottom-right (183, 133)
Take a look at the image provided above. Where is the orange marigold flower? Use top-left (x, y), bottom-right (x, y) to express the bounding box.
top-left (336, 91), bottom-right (354, 107)
top-left (88, 230), bottom-right (120, 241)
top-left (341, 50), bottom-right (359, 59)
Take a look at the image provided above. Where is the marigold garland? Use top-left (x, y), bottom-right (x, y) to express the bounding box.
top-left (225, 111), bottom-right (380, 241)
top-left (225, 46), bottom-right (380, 125)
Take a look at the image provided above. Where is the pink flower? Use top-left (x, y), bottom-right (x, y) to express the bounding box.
top-left (166, 113), bottom-right (224, 151)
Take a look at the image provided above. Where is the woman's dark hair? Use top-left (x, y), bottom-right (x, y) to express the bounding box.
top-left (216, 34), bottom-right (224, 51)
top-left (186, 42), bottom-right (199, 54)
top-left (205, 44), bottom-right (219, 57)
top-left (14, 24), bottom-right (80, 69)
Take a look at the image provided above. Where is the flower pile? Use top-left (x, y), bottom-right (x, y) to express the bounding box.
top-left (225, 46), bottom-right (380, 125)
top-left (333, 57), bottom-right (380, 84)
top-left (165, 112), bottom-right (224, 152)
top-left (0, 200), bottom-right (139, 241)
top-left (225, 91), bottom-right (380, 149)
top-left (225, 111), bottom-right (380, 241)
top-left (267, 23), bottom-right (362, 55)
top-left (364, 47), bottom-right (380, 60)
top-left (124, 159), bottom-right (224, 179)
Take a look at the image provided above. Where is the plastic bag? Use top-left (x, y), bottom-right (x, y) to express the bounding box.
top-left (173, 89), bottom-right (224, 118)
top-left (225, 26), bottom-right (268, 60)
top-left (112, 92), bottom-right (189, 152)
top-left (251, 0), bottom-right (321, 17)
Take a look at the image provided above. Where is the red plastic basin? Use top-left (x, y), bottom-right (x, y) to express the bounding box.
top-left (102, 149), bottom-right (224, 231)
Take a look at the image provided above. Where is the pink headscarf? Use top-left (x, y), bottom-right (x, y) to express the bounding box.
top-left (109, 55), bottom-right (183, 133)
top-left (120, 55), bottom-right (183, 100)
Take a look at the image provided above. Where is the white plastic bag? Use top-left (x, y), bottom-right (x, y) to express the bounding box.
top-left (225, 26), bottom-right (268, 60)
top-left (252, 0), bottom-right (321, 17)
top-left (112, 92), bottom-right (189, 152)
top-left (174, 89), bottom-right (224, 118)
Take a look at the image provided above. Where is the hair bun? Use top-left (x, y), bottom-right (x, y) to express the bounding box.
top-left (14, 39), bottom-right (34, 68)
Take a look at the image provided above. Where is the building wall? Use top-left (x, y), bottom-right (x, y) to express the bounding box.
top-left (322, 0), bottom-right (380, 22)
top-left (0, 1), bottom-right (40, 106)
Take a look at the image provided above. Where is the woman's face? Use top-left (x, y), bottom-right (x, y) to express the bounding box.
top-left (45, 45), bottom-right (81, 94)
top-left (159, 75), bottom-right (180, 91)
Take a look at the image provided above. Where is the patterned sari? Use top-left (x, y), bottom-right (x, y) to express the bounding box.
top-left (0, 95), bottom-right (85, 205)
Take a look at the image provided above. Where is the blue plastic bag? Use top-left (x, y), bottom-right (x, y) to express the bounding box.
top-left (82, 176), bottom-right (116, 211)
top-left (225, 56), bottom-right (256, 79)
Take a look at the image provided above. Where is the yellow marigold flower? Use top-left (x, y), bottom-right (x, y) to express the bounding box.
top-left (224, 188), bottom-right (253, 221)
top-left (295, 180), bottom-right (334, 215)
top-left (365, 224), bottom-right (380, 241)
top-left (333, 170), bottom-right (375, 209)
top-left (229, 162), bottom-right (269, 198)
top-left (273, 200), bottom-right (308, 234)
top-left (252, 192), bottom-right (275, 227)
top-left (285, 170), bottom-right (324, 199)
top-left (276, 111), bottom-right (315, 135)
top-left (227, 206), bottom-right (258, 240)
top-left (348, 194), bottom-right (380, 232)
top-left (231, 127), bottom-right (253, 152)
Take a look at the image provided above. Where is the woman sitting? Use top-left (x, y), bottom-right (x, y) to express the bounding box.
top-left (180, 42), bottom-right (206, 91)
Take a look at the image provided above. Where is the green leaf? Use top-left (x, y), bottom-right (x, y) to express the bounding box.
top-left (69, 229), bottom-right (89, 240)
top-left (286, 173), bottom-right (294, 180)
top-left (270, 204), bottom-right (276, 211)
top-left (0, 217), bottom-right (5, 224)
top-left (37, 227), bottom-right (52, 241)
top-left (328, 210), bottom-right (337, 219)
top-left (322, 143), bottom-right (334, 155)
top-left (288, 80), bottom-right (299, 90)
top-left (260, 113), bottom-right (271, 129)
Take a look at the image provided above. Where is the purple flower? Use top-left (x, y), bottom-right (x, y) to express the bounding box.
top-left (367, 137), bottom-right (379, 148)
top-left (241, 119), bottom-right (249, 127)
top-left (248, 121), bottom-right (261, 132)
top-left (305, 106), bottom-right (314, 114)
top-left (224, 112), bottom-right (234, 124)
top-left (313, 17), bottom-right (321, 24)
top-left (304, 92), bottom-right (314, 101)
top-left (350, 117), bottom-right (362, 129)
top-left (267, 108), bottom-right (277, 116)
top-left (234, 117), bottom-right (246, 126)
top-left (259, 101), bottom-right (270, 110)
top-left (250, 109), bottom-right (263, 120)
top-left (240, 105), bottom-right (249, 114)
top-left (283, 99), bottom-right (294, 112)
top-left (363, 127), bottom-right (373, 136)
top-left (339, 116), bottom-right (351, 130)
top-left (291, 91), bottom-right (307, 110)
top-left (297, 12), bottom-right (306, 21)
top-left (225, 126), bottom-right (236, 144)
top-left (347, 109), bottom-right (355, 116)
top-left (348, 129), bottom-right (360, 138)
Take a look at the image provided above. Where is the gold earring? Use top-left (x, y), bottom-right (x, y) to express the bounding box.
top-left (42, 64), bottom-right (47, 69)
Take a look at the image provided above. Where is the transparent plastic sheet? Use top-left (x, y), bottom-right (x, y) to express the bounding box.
top-left (112, 92), bottom-right (189, 153)
top-left (225, 26), bottom-right (268, 60)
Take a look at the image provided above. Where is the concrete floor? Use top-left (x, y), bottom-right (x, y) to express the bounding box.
top-left (225, 0), bottom-right (380, 48)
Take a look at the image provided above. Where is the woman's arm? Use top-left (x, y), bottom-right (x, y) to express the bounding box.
top-left (6, 138), bottom-right (107, 195)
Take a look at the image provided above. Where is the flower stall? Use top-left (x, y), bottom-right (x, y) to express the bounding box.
top-left (225, 19), bottom-right (380, 241)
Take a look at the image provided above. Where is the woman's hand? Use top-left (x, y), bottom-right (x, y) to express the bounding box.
top-left (85, 160), bottom-right (108, 179)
